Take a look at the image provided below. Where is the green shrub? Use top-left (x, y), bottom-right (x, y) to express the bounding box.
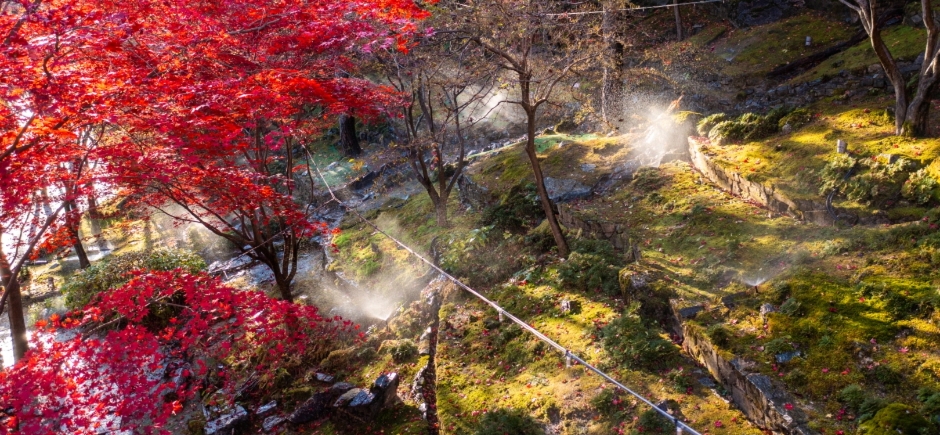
top-left (708, 120), bottom-right (747, 145)
top-left (784, 368), bottom-right (808, 387)
top-left (770, 280), bottom-right (791, 304)
top-left (858, 403), bottom-right (935, 435)
top-left (705, 324), bottom-right (732, 348)
top-left (558, 239), bottom-right (622, 295)
top-left (632, 409), bottom-right (673, 434)
top-left (902, 169), bottom-right (938, 205)
top-left (778, 297), bottom-right (803, 317)
top-left (591, 388), bottom-right (630, 421)
top-left (482, 182), bottom-right (543, 233)
top-left (839, 384), bottom-right (867, 412)
top-left (389, 339), bottom-right (418, 363)
top-left (764, 337), bottom-right (794, 355)
top-left (859, 397), bottom-right (890, 422)
top-left (600, 307), bottom-right (680, 371)
top-left (778, 108), bottom-right (813, 130)
top-left (696, 113), bottom-right (728, 136)
top-left (821, 153), bottom-right (917, 205)
top-left (473, 409), bottom-right (543, 435)
top-left (62, 248), bottom-right (206, 310)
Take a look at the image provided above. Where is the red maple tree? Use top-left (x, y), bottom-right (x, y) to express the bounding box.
top-left (0, 270), bottom-right (358, 434)
top-left (2, 0), bottom-right (429, 359)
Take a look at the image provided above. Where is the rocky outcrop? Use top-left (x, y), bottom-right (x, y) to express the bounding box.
top-left (558, 204), bottom-right (636, 251)
top-left (670, 301), bottom-right (816, 435)
top-left (732, 0), bottom-right (794, 27)
top-left (688, 137), bottom-right (834, 226)
top-left (456, 174), bottom-right (494, 211)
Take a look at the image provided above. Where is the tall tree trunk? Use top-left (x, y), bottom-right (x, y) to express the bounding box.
top-left (434, 198), bottom-right (449, 228)
top-left (674, 0), bottom-right (683, 41)
top-left (524, 109), bottom-right (569, 257)
top-left (339, 114), bottom-right (362, 157)
top-left (0, 248), bottom-right (28, 363)
top-left (65, 200), bottom-right (90, 269)
top-left (601, 1), bottom-right (624, 126)
top-left (276, 279), bottom-right (292, 302)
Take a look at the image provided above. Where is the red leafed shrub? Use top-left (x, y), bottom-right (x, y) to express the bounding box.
top-left (0, 270), bottom-right (358, 434)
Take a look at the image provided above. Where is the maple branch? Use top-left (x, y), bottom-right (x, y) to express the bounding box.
top-left (1, 0), bottom-right (41, 46)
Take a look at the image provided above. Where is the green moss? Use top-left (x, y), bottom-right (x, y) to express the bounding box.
top-left (715, 13), bottom-right (855, 78)
top-left (795, 25), bottom-right (927, 85)
top-left (858, 403), bottom-right (935, 435)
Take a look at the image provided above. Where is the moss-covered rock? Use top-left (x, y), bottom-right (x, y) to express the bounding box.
top-left (857, 403), bottom-right (935, 435)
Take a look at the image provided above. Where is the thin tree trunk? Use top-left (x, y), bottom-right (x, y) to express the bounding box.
top-left (65, 200), bottom-right (90, 269)
top-left (0, 248), bottom-right (28, 363)
top-left (339, 114), bottom-right (362, 157)
top-left (524, 109), bottom-right (569, 257)
top-left (601, 1), bottom-right (624, 125)
top-left (434, 199), bottom-right (449, 228)
top-left (674, 0), bottom-right (683, 41)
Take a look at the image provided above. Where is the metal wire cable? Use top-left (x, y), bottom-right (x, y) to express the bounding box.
top-left (545, 0), bottom-right (725, 16)
top-left (309, 157), bottom-right (702, 435)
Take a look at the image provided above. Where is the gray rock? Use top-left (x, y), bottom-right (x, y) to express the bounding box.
top-left (288, 382), bottom-right (354, 425)
top-left (760, 303), bottom-right (777, 320)
top-left (580, 163), bottom-right (597, 173)
top-left (781, 123), bottom-right (792, 134)
top-left (560, 299), bottom-right (581, 314)
top-left (334, 388), bottom-right (370, 408)
top-left (315, 373), bottom-right (335, 383)
top-left (678, 305), bottom-right (704, 320)
top-left (256, 401), bottom-right (277, 416)
top-left (205, 405), bottom-right (247, 435)
top-left (698, 377), bottom-right (717, 388)
top-left (370, 372), bottom-right (402, 411)
top-left (262, 416), bottom-right (285, 432)
top-left (775, 351), bottom-right (802, 364)
top-left (543, 177), bottom-right (591, 203)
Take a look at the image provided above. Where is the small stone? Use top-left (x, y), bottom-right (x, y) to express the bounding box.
top-left (836, 139), bottom-right (848, 154)
top-left (205, 405), bottom-right (247, 435)
top-left (256, 401), bottom-right (277, 416)
top-left (698, 377), bottom-right (717, 388)
top-left (760, 303), bottom-right (777, 321)
top-left (678, 305), bottom-right (704, 320)
top-left (775, 350), bottom-right (802, 364)
top-left (781, 123), bottom-right (792, 134)
top-left (262, 416), bottom-right (285, 432)
top-left (805, 36), bottom-right (812, 47)
top-left (560, 300), bottom-right (581, 314)
top-left (315, 373), bottom-right (335, 383)
top-left (580, 163), bottom-right (597, 172)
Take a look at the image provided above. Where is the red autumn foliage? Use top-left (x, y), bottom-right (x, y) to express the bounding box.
top-left (0, 270), bottom-right (358, 434)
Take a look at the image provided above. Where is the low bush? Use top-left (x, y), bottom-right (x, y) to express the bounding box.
top-left (696, 113), bottom-right (728, 136)
top-left (473, 409), bottom-right (543, 435)
top-left (62, 248), bottom-right (206, 310)
top-left (902, 168), bottom-right (938, 205)
top-left (778, 108), bottom-right (813, 130)
top-left (557, 239), bottom-right (622, 295)
top-left (600, 306), bottom-right (680, 371)
top-left (858, 403), bottom-right (935, 435)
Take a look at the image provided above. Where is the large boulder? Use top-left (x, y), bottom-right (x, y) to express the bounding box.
top-left (733, 0), bottom-right (793, 27)
top-left (288, 382), bottom-right (354, 425)
top-left (544, 177), bottom-right (592, 203)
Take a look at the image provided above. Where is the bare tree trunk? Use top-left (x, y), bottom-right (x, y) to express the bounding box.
top-left (434, 199), bottom-right (449, 228)
top-left (524, 109), bottom-right (569, 257)
top-left (65, 200), bottom-right (90, 269)
top-left (0, 248), bottom-right (28, 363)
top-left (339, 114), bottom-right (362, 157)
top-left (674, 0), bottom-right (683, 41)
top-left (601, 1), bottom-right (624, 126)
